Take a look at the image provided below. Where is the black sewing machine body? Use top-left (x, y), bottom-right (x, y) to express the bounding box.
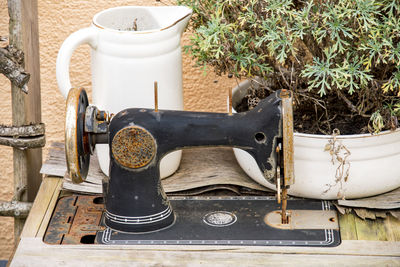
top-left (104, 92), bottom-right (282, 232)
top-left (63, 87), bottom-right (341, 247)
top-left (66, 87), bottom-right (296, 234)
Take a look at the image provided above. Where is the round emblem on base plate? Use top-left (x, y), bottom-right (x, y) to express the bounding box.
top-left (203, 211), bottom-right (237, 227)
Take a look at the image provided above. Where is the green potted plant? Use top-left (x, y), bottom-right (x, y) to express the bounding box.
top-left (179, 0), bottom-right (400, 199)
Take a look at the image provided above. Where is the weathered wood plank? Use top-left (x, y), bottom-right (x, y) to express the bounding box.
top-left (354, 215), bottom-right (388, 241)
top-left (12, 238), bottom-right (400, 256)
top-left (20, 0), bottom-right (42, 204)
top-left (339, 212), bottom-right (358, 240)
top-left (20, 177), bottom-right (62, 238)
top-left (11, 253), bottom-right (400, 267)
top-left (36, 179), bottom-right (63, 238)
top-left (10, 238), bottom-right (400, 267)
top-left (384, 215), bottom-right (400, 242)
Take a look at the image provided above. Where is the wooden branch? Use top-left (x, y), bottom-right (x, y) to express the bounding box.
top-left (0, 200), bottom-right (32, 218)
top-left (0, 123), bottom-right (46, 148)
top-left (0, 123), bottom-right (45, 137)
top-left (0, 45), bottom-right (23, 64)
top-left (0, 46), bottom-right (29, 91)
top-left (0, 135), bottom-right (45, 149)
top-left (302, 34), bottom-right (323, 60)
top-left (336, 90), bottom-right (370, 118)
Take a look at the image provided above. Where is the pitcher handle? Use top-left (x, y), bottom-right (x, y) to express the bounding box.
top-left (56, 27), bottom-right (98, 98)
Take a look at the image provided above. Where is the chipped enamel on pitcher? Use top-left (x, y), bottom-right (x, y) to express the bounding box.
top-left (57, 6), bottom-right (192, 178)
top-left (232, 79), bottom-right (400, 200)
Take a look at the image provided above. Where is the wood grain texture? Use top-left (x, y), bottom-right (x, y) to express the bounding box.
top-left (36, 179), bottom-right (63, 238)
top-left (20, 177), bottom-right (62, 238)
top-left (384, 215), bottom-right (400, 242)
top-left (20, 0), bottom-right (42, 203)
top-left (10, 238), bottom-right (400, 267)
top-left (354, 216), bottom-right (388, 241)
top-left (339, 213), bottom-right (358, 240)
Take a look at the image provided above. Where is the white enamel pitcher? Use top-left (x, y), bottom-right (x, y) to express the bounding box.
top-left (57, 6), bottom-right (192, 178)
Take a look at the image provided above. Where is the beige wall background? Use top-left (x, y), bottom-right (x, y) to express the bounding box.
top-left (0, 0), bottom-right (238, 259)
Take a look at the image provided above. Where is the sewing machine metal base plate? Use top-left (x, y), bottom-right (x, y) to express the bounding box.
top-left (44, 195), bottom-right (341, 247)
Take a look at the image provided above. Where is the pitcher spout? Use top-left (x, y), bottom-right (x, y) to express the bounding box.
top-left (152, 6), bottom-right (192, 34)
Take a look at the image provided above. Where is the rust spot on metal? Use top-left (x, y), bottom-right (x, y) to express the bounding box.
top-left (44, 195), bottom-right (104, 244)
top-left (112, 126), bottom-right (156, 169)
top-left (281, 187), bottom-right (289, 224)
top-left (154, 81), bottom-right (159, 112)
top-left (280, 90), bottom-right (294, 186)
top-left (277, 90), bottom-right (295, 223)
top-left (82, 129), bottom-right (90, 154)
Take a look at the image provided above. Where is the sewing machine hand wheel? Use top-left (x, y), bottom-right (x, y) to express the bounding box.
top-left (65, 87), bottom-right (91, 183)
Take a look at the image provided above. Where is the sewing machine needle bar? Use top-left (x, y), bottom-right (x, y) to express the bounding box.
top-left (154, 81), bottom-right (158, 112)
top-left (280, 90), bottom-right (295, 186)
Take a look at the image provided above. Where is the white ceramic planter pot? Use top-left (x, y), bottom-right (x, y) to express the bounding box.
top-left (232, 80), bottom-right (400, 199)
top-left (56, 6), bottom-right (192, 178)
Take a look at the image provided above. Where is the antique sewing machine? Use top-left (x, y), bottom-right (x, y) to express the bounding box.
top-left (57, 87), bottom-right (340, 246)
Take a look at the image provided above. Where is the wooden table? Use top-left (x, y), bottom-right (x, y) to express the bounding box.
top-left (9, 176), bottom-right (400, 266)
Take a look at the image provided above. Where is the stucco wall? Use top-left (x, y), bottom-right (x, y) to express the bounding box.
top-left (0, 0), bottom-right (237, 260)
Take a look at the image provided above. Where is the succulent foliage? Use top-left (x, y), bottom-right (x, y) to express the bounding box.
top-left (179, 0), bottom-right (400, 134)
